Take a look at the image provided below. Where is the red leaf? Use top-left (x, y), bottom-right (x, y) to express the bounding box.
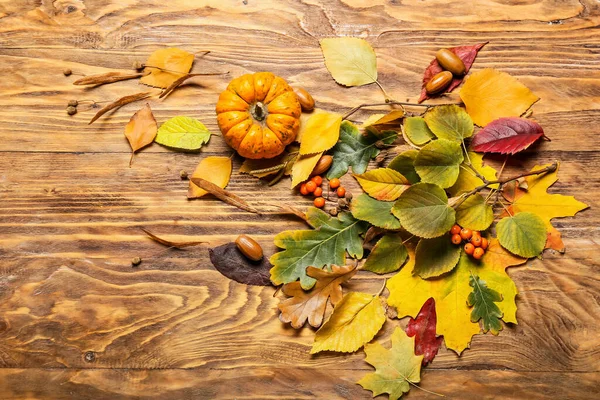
top-left (471, 117), bottom-right (545, 155)
top-left (405, 297), bottom-right (443, 365)
top-left (418, 43), bottom-right (487, 103)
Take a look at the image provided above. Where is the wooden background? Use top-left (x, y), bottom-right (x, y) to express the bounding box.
top-left (0, 0), bottom-right (599, 398)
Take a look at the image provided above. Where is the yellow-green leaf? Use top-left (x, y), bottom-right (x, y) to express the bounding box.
top-left (291, 152), bottom-right (322, 188)
top-left (448, 152), bottom-right (497, 196)
top-left (188, 156), bottom-right (232, 199)
top-left (363, 110), bottom-right (405, 127)
top-left (354, 168), bottom-right (410, 201)
top-left (455, 194), bottom-right (494, 231)
top-left (388, 150), bottom-right (420, 184)
top-left (403, 116), bottom-right (434, 146)
top-left (155, 116), bottom-right (212, 151)
top-left (299, 112), bottom-right (342, 155)
top-left (424, 104), bottom-right (473, 142)
top-left (320, 38), bottom-right (378, 87)
top-left (350, 194), bottom-right (401, 230)
top-left (311, 292), bottom-right (385, 354)
top-left (413, 235), bottom-right (461, 279)
top-left (414, 139), bottom-right (464, 188)
top-left (363, 234), bottom-right (408, 274)
top-left (496, 212), bottom-right (547, 258)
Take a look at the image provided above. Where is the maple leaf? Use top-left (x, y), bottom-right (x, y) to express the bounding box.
top-left (278, 264), bottom-right (357, 329)
top-left (298, 111), bottom-right (342, 155)
top-left (320, 38), bottom-right (378, 87)
top-left (270, 208), bottom-right (368, 289)
top-left (387, 239), bottom-right (525, 354)
top-left (406, 298), bottom-right (443, 365)
top-left (188, 156), bottom-right (232, 199)
top-left (471, 117), bottom-right (545, 155)
top-left (209, 243), bottom-right (272, 286)
top-left (124, 103), bottom-right (157, 165)
top-left (311, 292), bottom-right (385, 353)
top-left (358, 327), bottom-right (423, 400)
top-left (140, 48), bottom-right (194, 88)
top-left (467, 275), bottom-right (503, 335)
top-left (418, 42), bottom-right (486, 103)
top-left (503, 163), bottom-right (588, 252)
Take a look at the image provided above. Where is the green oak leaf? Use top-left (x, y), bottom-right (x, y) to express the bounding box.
top-left (455, 194), bottom-right (494, 231)
top-left (468, 275), bottom-right (503, 335)
top-left (155, 116), bottom-right (212, 151)
top-left (424, 104), bottom-right (474, 143)
top-left (392, 183), bottom-right (455, 238)
top-left (414, 139), bottom-right (464, 188)
top-left (350, 194), bottom-right (401, 230)
top-left (270, 207), bottom-right (368, 289)
top-left (403, 116), bottom-right (434, 146)
top-left (413, 235), bottom-right (462, 279)
top-left (327, 122), bottom-right (397, 179)
top-left (363, 234), bottom-right (408, 274)
top-left (496, 212), bottom-right (547, 258)
top-left (387, 150), bottom-right (420, 184)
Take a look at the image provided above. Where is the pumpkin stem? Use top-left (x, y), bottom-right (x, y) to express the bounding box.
top-left (250, 101), bottom-right (268, 122)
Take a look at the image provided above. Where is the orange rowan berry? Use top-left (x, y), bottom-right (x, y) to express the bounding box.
top-left (311, 175), bottom-right (323, 186)
top-left (300, 183), bottom-right (309, 196)
top-left (314, 197), bottom-right (325, 208)
top-left (314, 187), bottom-right (323, 197)
top-left (464, 243), bottom-right (475, 255)
top-left (336, 187), bottom-right (346, 197)
top-left (473, 247), bottom-right (485, 260)
top-left (329, 178), bottom-right (341, 189)
top-left (451, 234), bottom-right (462, 245)
top-left (480, 237), bottom-right (489, 250)
top-left (460, 228), bottom-right (473, 240)
top-left (305, 181), bottom-right (317, 193)
top-left (450, 224), bottom-right (461, 235)
top-left (471, 235), bottom-right (483, 247)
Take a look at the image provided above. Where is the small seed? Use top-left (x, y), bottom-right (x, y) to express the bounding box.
top-left (435, 49), bottom-right (466, 76)
top-left (68, 100), bottom-right (78, 107)
top-left (329, 207), bottom-right (339, 216)
top-left (180, 170), bottom-right (188, 180)
top-left (310, 155), bottom-right (333, 177)
top-left (425, 71), bottom-right (453, 95)
top-left (338, 198), bottom-right (348, 208)
top-left (63, 69), bottom-right (72, 76)
top-left (294, 87), bottom-right (315, 111)
top-left (345, 192), bottom-right (353, 201)
top-left (375, 154), bottom-right (386, 164)
top-left (132, 61), bottom-right (144, 70)
top-left (235, 234), bottom-right (263, 262)
top-left (131, 257), bottom-right (142, 266)
top-left (375, 140), bottom-right (386, 149)
top-left (66, 106), bottom-right (77, 115)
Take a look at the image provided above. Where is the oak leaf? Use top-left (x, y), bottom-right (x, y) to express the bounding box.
top-left (279, 264), bottom-right (357, 329)
top-left (155, 116), bottom-right (212, 151)
top-left (299, 111), bottom-right (342, 155)
top-left (140, 47), bottom-right (194, 88)
top-left (188, 156), bottom-right (232, 199)
top-left (471, 117), bottom-right (545, 154)
top-left (405, 298), bottom-right (443, 365)
top-left (320, 38), bottom-right (378, 87)
top-left (354, 168), bottom-right (411, 201)
top-left (468, 275), bottom-right (503, 335)
top-left (124, 104), bottom-right (157, 165)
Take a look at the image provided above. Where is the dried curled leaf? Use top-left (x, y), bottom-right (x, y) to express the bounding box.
top-left (141, 228), bottom-right (206, 249)
top-left (190, 177), bottom-right (259, 214)
top-left (89, 91), bottom-right (153, 124)
top-left (73, 71), bottom-right (146, 86)
top-left (209, 242), bottom-right (272, 286)
top-left (140, 48), bottom-right (194, 88)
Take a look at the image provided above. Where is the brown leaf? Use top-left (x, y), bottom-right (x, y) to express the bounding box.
top-left (278, 264), bottom-right (357, 329)
top-left (209, 242), bottom-right (272, 286)
top-left (73, 71), bottom-right (146, 86)
top-left (270, 204), bottom-right (307, 221)
top-left (140, 48), bottom-right (194, 88)
top-left (141, 228), bottom-right (206, 249)
top-left (124, 103), bottom-right (157, 155)
top-left (89, 91), bottom-right (153, 124)
top-left (159, 72), bottom-right (228, 99)
top-left (190, 177), bottom-right (259, 214)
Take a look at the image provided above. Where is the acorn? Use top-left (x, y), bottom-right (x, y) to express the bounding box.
top-left (235, 234), bottom-right (263, 262)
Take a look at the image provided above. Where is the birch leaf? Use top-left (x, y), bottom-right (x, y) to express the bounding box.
top-left (320, 38), bottom-right (378, 87)
top-left (124, 104), bottom-right (157, 161)
top-left (140, 48), bottom-right (194, 88)
top-left (155, 116), bottom-right (212, 151)
top-left (188, 156), bottom-right (232, 199)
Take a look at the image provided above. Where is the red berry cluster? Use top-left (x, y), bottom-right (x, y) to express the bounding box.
top-left (450, 224), bottom-right (488, 260)
top-left (299, 176), bottom-right (346, 208)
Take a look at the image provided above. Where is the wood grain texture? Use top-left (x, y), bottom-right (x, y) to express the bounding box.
top-left (0, 0), bottom-right (599, 398)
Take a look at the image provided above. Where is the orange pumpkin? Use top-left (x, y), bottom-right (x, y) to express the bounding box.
top-left (216, 72), bottom-right (301, 159)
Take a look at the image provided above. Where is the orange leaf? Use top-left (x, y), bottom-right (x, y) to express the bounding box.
top-left (124, 103), bottom-right (157, 154)
top-left (140, 48), bottom-right (194, 88)
top-left (188, 156), bottom-right (232, 199)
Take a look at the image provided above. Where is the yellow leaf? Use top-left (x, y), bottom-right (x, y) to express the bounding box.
top-left (387, 239), bottom-right (524, 354)
top-left (354, 168), bottom-right (410, 201)
top-left (460, 68), bottom-right (539, 126)
top-left (448, 152), bottom-right (498, 196)
top-left (504, 163), bottom-right (588, 252)
top-left (320, 38), bottom-right (378, 87)
top-left (188, 156), bottom-right (232, 199)
top-left (124, 103), bottom-right (157, 153)
top-left (140, 48), bottom-right (194, 88)
top-left (291, 152), bottom-right (322, 188)
top-left (362, 110), bottom-right (405, 128)
top-left (299, 111), bottom-right (342, 155)
top-left (311, 292), bottom-right (386, 354)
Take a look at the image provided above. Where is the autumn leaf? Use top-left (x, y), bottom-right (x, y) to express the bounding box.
top-left (354, 168), bottom-right (411, 201)
top-left (455, 194), bottom-right (494, 231)
top-left (403, 117), bottom-right (434, 146)
top-left (405, 298), bottom-right (443, 365)
top-left (124, 103), bottom-right (157, 165)
top-left (392, 183), bottom-right (455, 239)
top-left (350, 194), bottom-right (401, 230)
top-left (291, 152), bottom-right (323, 188)
top-left (141, 228), bottom-right (206, 249)
top-left (279, 264), bottom-right (357, 329)
top-left (299, 111), bottom-right (342, 155)
top-left (320, 38), bottom-right (378, 87)
top-left (358, 327), bottom-right (423, 399)
top-left (140, 47), bottom-right (194, 88)
top-left (328, 122), bottom-right (397, 179)
top-left (209, 243), bottom-right (272, 286)
top-left (155, 116), bottom-right (212, 151)
top-left (270, 208), bottom-right (368, 289)
top-left (448, 151), bottom-right (497, 196)
top-left (73, 71), bottom-right (146, 86)
top-left (424, 104), bottom-right (474, 143)
top-left (190, 177), bottom-right (259, 213)
top-left (387, 239), bottom-right (524, 353)
top-left (418, 42), bottom-right (486, 103)
top-left (503, 163), bottom-right (588, 252)
top-left (467, 275), bottom-right (503, 335)
top-left (362, 234), bottom-right (408, 274)
top-left (311, 292), bottom-right (385, 353)
top-left (413, 235), bottom-right (461, 279)
top-left (496, 212), bottom-right (547, 258)
top-left (240, 147), bottom-right (298, 178)
top-left (363, 110), bottom-right (405, 128)
top-left (387, 150), bottom-right (420, 184)
top-left (90, 91), bottom-right (153, 124)
top-left (472, 117), bottom-right (545, 154)
top-left (414, 139), bottom-right (464, 188)
top-left (460, 68), bottom-right (539, 126)
top-left (188, 156), bottom-right (232, 199)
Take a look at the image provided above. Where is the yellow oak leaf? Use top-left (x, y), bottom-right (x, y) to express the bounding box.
top-left (311, 292), bottom-right (386, 354)
top-left (299, 111), bottom-right (342, 155)
top-left (291, 152), bottom-right (322, 188)
top-left (448, 152), bottom-right (498, 196)
top-left (188, 156), bottom-right (232, 199)
top-left (503, 163), bottom-right (588, 252)
top-left (320, 37), bottom-right (378, 87)
top-left (140, 48), bottom-right (194, 88)
top-left (124, 103), bottom-right (157, 155)
top-left (386, 239), bottom-right (525, 354)
top-left (460, 68), bottom-right (539, 126)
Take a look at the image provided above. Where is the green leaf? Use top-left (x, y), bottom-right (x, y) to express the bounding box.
top-left (448, 152), bottom-right (498, 196)
top-left (455, 194), bottom-right (494, 231)
top-left (387, 150), bottom-right (420, 184)
top-left (363, 234), bottom-right (408, 274)
top-left (413, 235), bottom-right (462, 279)
top-left (392, 183), bottom-right (455, 239)
top-left (270, 208), bottom-right (368, 289)
top-left (155, 116), bottom-right (212, 151)
top-left (468, 275), bottom-right (503, 335)
top-left (403, 116), bottom-right (434, 146)
top-left (424, 104), bottom-right (474, 143)
top-left (327, 122), bottom-right (397, 179)
top-left (414, 139), bottom-right (464, 188)
top-left (496, 212), bottom-right (547, 258)
top-left (320, 38), bottom-right (378, 87)
top-left (354, 168), bottom-right (410, 201)
top-left (350, 194), bottom-right (401, 230)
